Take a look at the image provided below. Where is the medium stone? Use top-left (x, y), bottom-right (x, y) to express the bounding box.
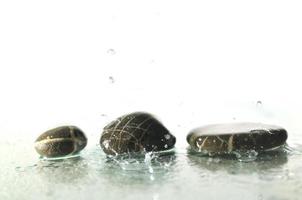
top-left (187, 122), bottom-right (287, 154)
top-left (34, 126), bottom-right (87, 158)
top-left (100, 112), bottom-right (176, 155)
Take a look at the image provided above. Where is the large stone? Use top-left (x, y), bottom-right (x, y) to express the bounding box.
top-left (100, 112), bottom-right (176, 155)
top-left (187, 122), bottom-right (287, 154)
top-left (35, 126), bottom-right (87, 158)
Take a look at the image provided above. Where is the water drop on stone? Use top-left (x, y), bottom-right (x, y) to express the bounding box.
top-left (164, 134), bottom-right (171, 140)
top-left (102, 140), bottom-right (109, 149)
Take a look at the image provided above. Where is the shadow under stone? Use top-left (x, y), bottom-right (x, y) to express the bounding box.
top-left (187, 148), bottom-right (288, 175)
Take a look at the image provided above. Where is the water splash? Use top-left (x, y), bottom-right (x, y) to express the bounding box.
top-left (283, 144), bottom-right (302, 155)
top-left (144, 152), bottom-right (155, 174)
top-left (234, 150), bottom-right (258, 162)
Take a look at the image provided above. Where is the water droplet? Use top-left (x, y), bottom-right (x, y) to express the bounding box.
top-left (149, 59), bottom-right (155, 64)
top-left (102, 140), bottom-right (109, 148)
top-left (109, 76), bottom-right (115, 83)
top-left (164, 134), bottom-right (171, 140)
top-left (232, 117), bottom-right (236, 120)
top-left (256, 100), bottom-right (262, 106)
top-left (107, 49), bottom-right (116, 55)
top-left (164, 144), bottom-right (168, 149)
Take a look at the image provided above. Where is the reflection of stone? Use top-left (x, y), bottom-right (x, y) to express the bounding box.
top-left (99, 152), bottom-right (177, 186)
top-left (187, 123), bottom-right (287, 154)
top-left (36, 157), bottom-right (89, 184)
top-left (100, 112), bottom-right (176, 155)
top-left (187, 149), bottom-right (288, 175)
top-left (35, 126), bottom-right (87, 158)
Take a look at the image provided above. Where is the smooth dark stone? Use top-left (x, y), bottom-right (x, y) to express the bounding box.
top-left (35, 126), bottom-right (87, 158)
top-left (187, 122), bottom-right (287, 154)
top-left (100, 112), bottom-right (176, 155)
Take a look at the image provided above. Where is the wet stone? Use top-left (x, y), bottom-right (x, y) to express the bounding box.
top-left (100, 112), bottom-right (176, 156)
top-left (34, 126), bottom-right (87, 158)
top-left (187, 122), bottom-right (288, 154)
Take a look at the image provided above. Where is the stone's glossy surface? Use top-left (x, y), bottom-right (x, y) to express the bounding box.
top-left (35, 126), bottom-right (87, 158)
top-left (100, 112), bottom-right (176, 155)
top-left (187, 123), bottom-right (288, 154)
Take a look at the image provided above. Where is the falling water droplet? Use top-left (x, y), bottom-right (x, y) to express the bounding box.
top-left (149, 59), bottom-right (155, 64)
top-left (256, 100), bottom-right (262, 106)
top-left (109, 76), bottom-right (115, 83)
top-left (107, 49), bottom-right (116, 55)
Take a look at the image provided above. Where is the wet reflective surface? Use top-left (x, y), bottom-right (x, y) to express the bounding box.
top-left (1, 132), bottom-right (302, 200)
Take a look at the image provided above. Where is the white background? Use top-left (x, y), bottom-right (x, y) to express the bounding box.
top-left (0, 1), bottom-right (302, 145)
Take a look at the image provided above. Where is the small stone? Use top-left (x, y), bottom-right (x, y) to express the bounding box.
top-left (100, 112), bottom-right (176, 155)
top-left (34, 126), bottom-right (87, 158)
top-left (187, 122), bottom-right (287, 154)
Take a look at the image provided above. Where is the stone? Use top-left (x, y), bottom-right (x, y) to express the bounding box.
top-left (34, 126), bottom-right (87, 158)
top-left (100, 112), bottom-right (176, 155)
top-left (187, 122), bottom-right (287, 154)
